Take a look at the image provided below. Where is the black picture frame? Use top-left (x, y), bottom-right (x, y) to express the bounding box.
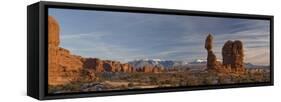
top-left (27, 1), bottom-right (274, 100)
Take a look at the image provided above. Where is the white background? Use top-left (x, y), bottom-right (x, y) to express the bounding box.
top-left (0, 0), bottom-right (279, 101)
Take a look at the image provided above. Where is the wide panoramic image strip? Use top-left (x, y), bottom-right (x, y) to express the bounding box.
top-left (48, 8), bottom-right (271, 94)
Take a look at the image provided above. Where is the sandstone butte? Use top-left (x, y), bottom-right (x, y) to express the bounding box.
top-left (205, 34), bottom-right (245, 74)
top-left (48, 16), bottom-right (84, 86)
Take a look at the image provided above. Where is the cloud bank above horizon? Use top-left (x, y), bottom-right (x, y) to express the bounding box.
top-left (49, 8), bottom-right (270, 65)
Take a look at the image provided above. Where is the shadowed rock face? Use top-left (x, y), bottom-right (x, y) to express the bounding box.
top-left (222, 40), bottom-right (234, 65)
top-left (222, 40), bottom-right (244, 73)
top-left (83, 58), bottom-right (104, 72)
top-left (103, 62), bottom-right (113, 72)
top-left (205, 34), bottom-right (245, 74)
top-left (205, 34), bottom-right (213, 51)
top-left (83, 58), bottom-right (136, 73)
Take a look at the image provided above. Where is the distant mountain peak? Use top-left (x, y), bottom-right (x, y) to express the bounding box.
top-left (140, 58), bottom-right (162, 61)
top-left (128, 59), bottom-right (188, 69)
top-left (194, 59), bottom-right (207, 63)
top-left (151, 59), bottom-right (162, 61)
top-left (189, 59), bottom-right (207, 64)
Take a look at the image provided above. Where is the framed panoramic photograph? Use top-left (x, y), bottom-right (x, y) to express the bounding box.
top-left (27, 1), bottom-right (274, 100)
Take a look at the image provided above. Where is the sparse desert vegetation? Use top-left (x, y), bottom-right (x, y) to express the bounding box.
top-left (48, 67), bottom-right (270, 94)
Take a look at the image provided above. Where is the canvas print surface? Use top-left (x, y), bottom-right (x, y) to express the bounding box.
top-left (48, 8), bottom-right (271, 94)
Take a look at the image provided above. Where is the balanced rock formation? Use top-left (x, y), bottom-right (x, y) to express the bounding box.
top-left (205, 34), bottom-right (223, 70)
top-left (205, 34), bottom-right (245, 74)
top-left (48, 16), bottom-right (83, 86)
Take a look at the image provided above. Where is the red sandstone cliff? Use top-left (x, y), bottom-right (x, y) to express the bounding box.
top-left (48, 16), bottom-right (83, 86)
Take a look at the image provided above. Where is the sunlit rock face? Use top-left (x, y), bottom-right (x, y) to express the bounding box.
top-left (48, 16), bottom-right (83, 86)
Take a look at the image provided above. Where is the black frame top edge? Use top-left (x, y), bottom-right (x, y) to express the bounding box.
top-left (40, 1), bottom-right (273, 20)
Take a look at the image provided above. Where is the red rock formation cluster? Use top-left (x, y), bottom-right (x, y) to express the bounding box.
top-left (48, 16), bottom-right (165, 85)
top-left (83, 58), bottom-right (104, 72)
top-left (82, 58), bottom-right (136, 73)
top-left (82, 58), bottom-right (165, 73)
top-left (136, 65), bottom-right (163, 73)
top-left (205, 34), bottom-right (245, 74)
top-left (48, 16), bottom-right (83, 86)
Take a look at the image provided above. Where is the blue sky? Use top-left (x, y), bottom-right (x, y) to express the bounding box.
top-left (49, 8), bottom-right (270, 65)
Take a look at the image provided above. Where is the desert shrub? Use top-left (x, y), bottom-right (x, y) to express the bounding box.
top-left (203, 75), bottom-right (219, 85)
top-left (128, 82), bottom-right (134, 87)
top-left (131, 73), bottom-right (141, 78)
top-left (179, 79), bottom-right (188, 86)
top-left (120, 85), bottom-right (127, 89)
top-left (149, 76), bottom-right (158, 84)
top-left (185, 76), bottom-right (202, 86)
top-left (62, 82), bottom-right (83, 91)
top-left (162, 80), bottom-right (172, 84)
top-left (48, 85), bottom-right (64, 93)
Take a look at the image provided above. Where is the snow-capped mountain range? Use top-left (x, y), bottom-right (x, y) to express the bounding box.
top-left (128, 59), bottom-right (189, 69)
top-left (189, 59), bottom-right (207, 64)
top-left (128, 59), bottom-right (258, 69)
